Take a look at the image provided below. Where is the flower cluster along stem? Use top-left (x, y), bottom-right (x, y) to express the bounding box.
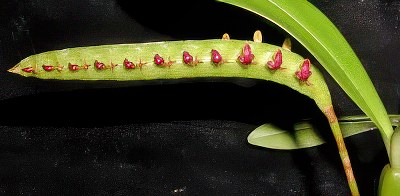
top-left (8, 33), bottom-right (359, 194)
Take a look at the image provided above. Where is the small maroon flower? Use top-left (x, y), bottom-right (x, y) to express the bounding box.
top-left (182, 51), bottom-right (201, 66)
top-left (21, 67), bottom-right (35, 73)
top-left (295, 59), bottom-right (312, 85)
top-left (154, 54), bottom-right (174, 67)
top-left (267, 49), bottom-right (283, 70)
top-left (123, 58), bottom-right (136, 69)
top-left (238, 43), bottom-right (255, 65)
top-left (211, 49), bottom-right (223, 65)
top-left (43, 64), bottom-right (63, 71)
top-left (94, 60), bottom-right (107, 70)
top-left (68, 63), bottom-right (80, 71)
top-left (42, 65), bottom-right (55, 71)
top-left (183, 51), bottom-right (194, 64)
top-left (154, 54), bottom-right (165, 65)
top-left (68, 62), bottom-right (89, 71)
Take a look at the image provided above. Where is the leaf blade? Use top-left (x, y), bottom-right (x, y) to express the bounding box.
top-left (248, 115), bottom-right (400, 150)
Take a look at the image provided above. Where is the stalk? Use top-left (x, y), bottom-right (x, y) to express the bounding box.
top-left (379, 127), bottom-right (400, 196)
top-left (325, 106), bottom-right (359, 196)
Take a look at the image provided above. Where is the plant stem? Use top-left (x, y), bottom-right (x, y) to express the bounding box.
top-left (325, 106), bottom-right (360, 196)
top-left (390, 127), bottom-right (400, 169)
top-left (378, 127), bottom-right (400, 196)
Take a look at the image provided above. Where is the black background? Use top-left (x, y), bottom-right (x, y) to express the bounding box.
top-left (0, 0), bottom-right (399, 195)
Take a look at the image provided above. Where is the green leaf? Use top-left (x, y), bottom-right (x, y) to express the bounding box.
top-left (248, 123), bottom-right (325, 150)
top-left (248, 115), bottom-right (400, 150)
top-left (217, 0), bottom-right (393, 151)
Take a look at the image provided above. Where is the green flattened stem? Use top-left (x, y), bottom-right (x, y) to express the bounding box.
top-left (10, 38), bottom-right (358, 194)
top-left (379, 126), bottom-right (400, 196)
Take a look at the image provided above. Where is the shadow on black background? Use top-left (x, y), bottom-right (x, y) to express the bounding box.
top-left (0, 78), bottom-right (388, 195)
top-left (116, 0), bottom-right (287, 42)
top-left (0, 79), bottom-right (321, 127)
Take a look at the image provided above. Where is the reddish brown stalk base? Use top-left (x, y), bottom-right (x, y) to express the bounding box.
top-left (325, 106), bottom-right (360, 196)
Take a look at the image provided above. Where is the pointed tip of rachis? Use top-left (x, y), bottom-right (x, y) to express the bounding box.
top-left (7, 65), bottom-right (19, 74)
